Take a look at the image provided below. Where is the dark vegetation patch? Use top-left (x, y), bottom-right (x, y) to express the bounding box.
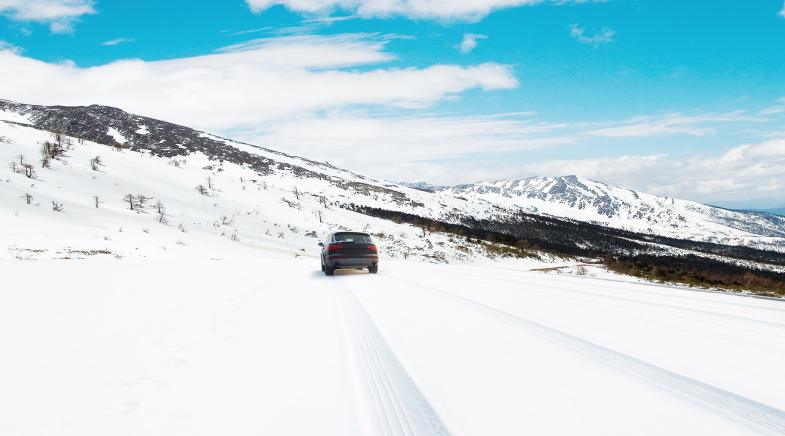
top-left (605, 255), bottom-right (785, 297)
top-left (344, 204), bottom-right (785, 295)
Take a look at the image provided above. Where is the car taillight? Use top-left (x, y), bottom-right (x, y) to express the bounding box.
top-left (328, 243), bottom-right (342, 252)
top-left (368, 244), bottom-right (377, 252)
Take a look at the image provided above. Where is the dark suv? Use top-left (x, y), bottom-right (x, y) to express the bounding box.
top-left (319, 232), bottom-right (378, 276)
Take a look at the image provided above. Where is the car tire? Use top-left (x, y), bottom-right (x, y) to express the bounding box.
top-left (321, 262), bottom-right (325, 272)
top-left (325, 266), bottom-right (334, 276)
top-left (368, 265), bottom-right (378, 274)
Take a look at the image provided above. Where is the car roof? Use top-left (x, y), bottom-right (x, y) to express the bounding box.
top-left (329, 231), bottom-right (371, 238)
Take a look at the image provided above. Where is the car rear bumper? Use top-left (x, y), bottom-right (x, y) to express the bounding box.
top-left (326, 255), bottom-right (378, 269)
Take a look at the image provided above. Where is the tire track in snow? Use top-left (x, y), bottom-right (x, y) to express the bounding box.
top-left (455, 269), bottom-right (785, 336)
top-left (385, 273), bottom-right (785, 436)
top-left (481, 264), bottom-right (785, 308)
top-left (331, 278), bottom-right (451, 436)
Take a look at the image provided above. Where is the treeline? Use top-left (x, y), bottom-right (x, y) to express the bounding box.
top-left (344, 203), bottom-right (785, 295)
top-left (605, 255), bottom-right (785, 296)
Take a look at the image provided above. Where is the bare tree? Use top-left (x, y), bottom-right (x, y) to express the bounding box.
top-left (207, 176), bottom-right (213, 190)
top-left (123, 194), bottom-right (151, 212)
top-left (22, 163), bottom-right (36, 179)
top-left (123, 193), bottom-right (136, 211)
top-left (41, 140), bottom-right (65, 162)
top-left (22, 193), bottom-right (33, 204)
top-left (137, 194), bottom-right (152, 211)
top-left (293, 186), bottom-right (300, 200)
top-left (93, 195), bottom-right (102, 208)
top-left (89, 156), bottom-right (103, 171)
top-left (317, 210), bottom-right (322, 223)
top-left (51, 201), bottom-right (64, 212)
top-left (52, 130), bottom-right (64, 147)
top-left (8, 161), bottom-right (19, 174)
top-left (40, 144), bottom-right (50, 168)
top-left (17, 154), bottom-right (25, 166)
top-left (195, 184), bottom-right (209, 196)
top-left (154, 200), bottom-right (168, 223)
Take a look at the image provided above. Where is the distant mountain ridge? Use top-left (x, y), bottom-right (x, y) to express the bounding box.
top-left (438, 175), bottom-right (785, 246)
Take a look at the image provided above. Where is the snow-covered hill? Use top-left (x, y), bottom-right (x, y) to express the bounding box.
top-left (443, 176), bottom-right (785, 250)
top-left (3, 100), bottom-right (785, 436)
top-left (0, 100), bottom-right (551, 265)
top-left (1, 97), bottom-right (784, 262)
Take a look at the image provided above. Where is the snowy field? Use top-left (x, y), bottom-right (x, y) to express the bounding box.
top-left (2, 108), bottom-right (785, 435)
top-left (2, 254), bottom-right (785, 436)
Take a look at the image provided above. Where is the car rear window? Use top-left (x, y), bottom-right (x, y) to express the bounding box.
top-left (333, 232), bottom-right (372, 243)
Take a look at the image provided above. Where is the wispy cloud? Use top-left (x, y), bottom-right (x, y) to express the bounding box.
top-left (0, 40), bottom-right (22, 54)
top-left (758, 96), bottom-right (785, 116)
top-left (0, 33), bottom-right (517, 130)
top-left (780, 1), bottom-right (785, 18)
top-left (457, 33), bottom-right (486, 53)
top-left (101, 37), bottom-right (134, 47)
top-left (245, 0), bottom-right (600, 22)
top-left (0, 0), bottom-right (94, 33)
top-left (302, 15), bottom-right (357, 24)
top-left (236, 111), bottom-right (572, 183)
top-left (569, 24), bottom-right (614, 47)
top-left (584, 111), bottom-right (762, 138)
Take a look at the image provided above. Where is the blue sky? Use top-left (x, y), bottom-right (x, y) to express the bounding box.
top-left (1, 0), bottom-right (785, 208)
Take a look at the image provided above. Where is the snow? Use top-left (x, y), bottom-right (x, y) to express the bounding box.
top-left (1, 258), bottom-right (784, 435)
top-left (0, 119), bottom-right (522, 264)
top-left (107, 127), bottom-right (127, 144)
top-left (1, 116), bottom-right (785, 435)
top-left (0, 108), bottom-right (30, 124)
top-left (447, 176), bottom-right (785, 251)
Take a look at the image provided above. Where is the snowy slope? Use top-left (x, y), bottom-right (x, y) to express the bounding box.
top-left (2, 100), bottom-right (785, 436)
top-left (2, 258), bottom-right (784, 435)
top-left (0, 110), bottom-right (548, 265)
top-left (444, 176), bottom-right (785, 250)
top-left (2, 98), bottom-right (785, 254)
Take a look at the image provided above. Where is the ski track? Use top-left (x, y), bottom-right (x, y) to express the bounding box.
top-left (478, 264), bottom-right (785, 311)
top-left (383, 273), bottom-right (785, 436)
top-left (331, 277), bottom-right (451, 436)
top-left (454, 268), bottom-right (785, 336)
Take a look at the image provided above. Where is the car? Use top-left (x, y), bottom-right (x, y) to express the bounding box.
top-left (319, 231), bottom-right (379, 276)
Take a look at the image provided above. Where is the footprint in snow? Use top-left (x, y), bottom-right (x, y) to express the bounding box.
top-left (110, 401), bottom-right (139, 415)
top-left (121, 375), bottom-right (151, 387)
top-left (169, 357), bottom-right (187, 368)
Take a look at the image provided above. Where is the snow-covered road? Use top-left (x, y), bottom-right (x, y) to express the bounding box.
top-left (2, 258), bottom-right (784, 435)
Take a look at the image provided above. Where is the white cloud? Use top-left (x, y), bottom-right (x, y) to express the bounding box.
top-left (245, 0), bottom-right (595, 22)
top-left (0, 40), bottom-right (21, 53)
top-left (509, 138), bottom-right (785, 205)
top-left (569, 24), bottom-right (614, 47)
top-left (457, 33), bottom-right (486, 53)
top-left (234, 111), bottom-right (571, 181)
top-left (758, 96), bottom-right (785, 116)
top-left (780, 1), bottom-right (785, 18)
top-left (0, 0), bottom-right (94, 33)
top-left (0, 34), bottom-right (518, 130)
top-left (585, 112), bottom-right (762, 138)
top-left (101, 37), bottom-right (134, 47)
